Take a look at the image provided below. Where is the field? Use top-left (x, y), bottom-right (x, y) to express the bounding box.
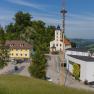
top-left (0, 75), bottom-right (93, 94)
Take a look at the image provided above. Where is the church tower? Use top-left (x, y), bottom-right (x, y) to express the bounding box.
top-left (55, 25), bottom-right (63, 41)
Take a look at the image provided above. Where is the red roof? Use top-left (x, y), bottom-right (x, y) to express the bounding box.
top-left (61, 39), bottom-right (71, 45)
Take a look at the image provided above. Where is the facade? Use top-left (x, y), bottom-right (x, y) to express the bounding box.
top-left (50, 26), bottom-right (71, 52)
top-left (5, 40), bottom-right (32, 60)
top-left (66, 55), bottom-right (94, 82)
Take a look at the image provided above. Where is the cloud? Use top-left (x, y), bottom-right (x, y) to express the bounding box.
top-left (5, 0), bottom-right (47, 10)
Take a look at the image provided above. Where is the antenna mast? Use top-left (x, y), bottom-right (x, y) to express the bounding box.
top-left (59, 0), bottom-right (67, 85)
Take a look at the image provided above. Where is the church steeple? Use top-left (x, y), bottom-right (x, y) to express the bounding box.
top-left (55, 25), bottom-right (62, 41)
top-left (56, 25), bottom-right (61, 30)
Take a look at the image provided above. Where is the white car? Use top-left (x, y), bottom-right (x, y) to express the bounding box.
top-left (46, 77), bottom-right (53, 82)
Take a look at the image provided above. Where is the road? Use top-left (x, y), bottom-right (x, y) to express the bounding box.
top-left (46, 54), bottom-right (61, 84)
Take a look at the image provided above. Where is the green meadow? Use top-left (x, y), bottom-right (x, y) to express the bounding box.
top-left (0, 75), bottom-right (93, 94)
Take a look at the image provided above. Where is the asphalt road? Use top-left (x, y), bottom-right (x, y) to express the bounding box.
top-left (46, 54), bottom-right (61, 84)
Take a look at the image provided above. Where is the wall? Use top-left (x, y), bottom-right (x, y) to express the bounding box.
top-left (66, 56), bottom-right (87, 82)
top-left (9, 49), bottom-right (31, 59)
top-left (86, 62), bottom-right (94, 82)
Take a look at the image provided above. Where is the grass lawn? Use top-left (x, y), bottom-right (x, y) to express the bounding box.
top-left (0, 75), bottom-right (93, 94)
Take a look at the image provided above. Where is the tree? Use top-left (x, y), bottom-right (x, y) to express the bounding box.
top-left (14, 11), bottom-right (32, 27)
top-left (71, 42), bottom-right (76, 48)
top-left (29, 49), bottom-right (47, 79)
top-left (0, 27), bottom-right (9, 68)
top-left (5, 11), bottom-right (32, 40)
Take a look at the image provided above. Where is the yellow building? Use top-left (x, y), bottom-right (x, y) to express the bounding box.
top-left (5, 40), bottom-right (32, 60)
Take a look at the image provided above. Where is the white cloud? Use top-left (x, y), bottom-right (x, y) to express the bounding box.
top-left (5, 0), bottom-right (46, 10)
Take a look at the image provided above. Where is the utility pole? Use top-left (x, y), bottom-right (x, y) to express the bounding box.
top-left (59, 0), bottom-right (67, 85)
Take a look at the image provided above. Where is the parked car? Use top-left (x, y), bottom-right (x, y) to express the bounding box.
top-left (46, 77), bottom-right (53, 82)
top-left (14, 66), bottom-right (19, 71)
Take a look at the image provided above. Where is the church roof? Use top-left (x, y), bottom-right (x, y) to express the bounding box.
top-left (56, 25), bottom-right (61, 30)
top-left (61, 39), bottom-right (71, 45)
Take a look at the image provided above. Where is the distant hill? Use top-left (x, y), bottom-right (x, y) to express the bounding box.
top-left (0, 75), bottom-right (93, 94)
top-left (71, 39), bottom-right (94, 49)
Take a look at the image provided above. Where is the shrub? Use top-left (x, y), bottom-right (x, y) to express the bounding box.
top-left (73, 63), bottom-right (80, 80)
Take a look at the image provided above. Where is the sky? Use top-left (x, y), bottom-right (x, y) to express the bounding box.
top-left (0, 0), bottom-right (94, 39)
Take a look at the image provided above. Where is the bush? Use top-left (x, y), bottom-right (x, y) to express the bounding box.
top-left (0, 61), bottom-right (6, 69)
top-left (73, 63), bottom-right (80, 80)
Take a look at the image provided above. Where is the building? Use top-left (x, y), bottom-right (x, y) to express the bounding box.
top-left (66, 55), bottom-right (94, 82)
top-left (66, 48), bottom-right (89, 56)
top-left (50, 26), bottom-right (71, 52)
top-left (5, 40), bottom-right (32, 60)
top-left (66, 48), bottom-right (94, 83)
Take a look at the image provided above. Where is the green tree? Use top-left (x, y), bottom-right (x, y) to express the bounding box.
top-left (5, 11), bottom-right (32, 40)
top-left (14, 11), bottom-right (32, 27)
top-left (0, 27), bottom-right (9, 68)
top-left (29, 49), bottom-right (47, 79)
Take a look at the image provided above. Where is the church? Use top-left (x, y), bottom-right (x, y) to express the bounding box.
top-left (50, 26), bottom-right (71, 52)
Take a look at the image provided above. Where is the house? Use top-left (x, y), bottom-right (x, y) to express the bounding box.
top-left (5, 40), bottom-right (32, 60)
top-left (66, 55), bottom-right (94, 82)
top-left (50, 26), bottom-right (71, 52)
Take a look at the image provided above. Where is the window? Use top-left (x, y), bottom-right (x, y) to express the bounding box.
top-left (20, 44), bottom-right (24, 47)
top-left (25, 54), bottom-right (27, 56)
top-left (21, 54), bottom-right (22, 56)
top-left (56, 44), bottom-right (58, 46)
top-left (16, 53), bottom-right (18, 56)
top-left (12, 53), bottom-right (13, 56)
top-left (60, 44), bottom-right (62, 46)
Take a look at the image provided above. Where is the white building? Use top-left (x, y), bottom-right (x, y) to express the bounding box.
top-left (66, 48), bottom-right (94, 83)
top-left (66, 55), bottom-right (94, 82)
top-left (66, 48), bottom-right (89, 56)
top-left (50, 26), bottom-right (71, 52)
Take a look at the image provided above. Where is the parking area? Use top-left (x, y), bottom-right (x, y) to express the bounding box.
top-left (0, 61), bottom-right (31, 77)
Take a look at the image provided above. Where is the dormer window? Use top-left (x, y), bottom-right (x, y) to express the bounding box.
top-left (10, 44), bottom-right (14, 47)
top-left (20, 44), bottom-right (24, 47)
